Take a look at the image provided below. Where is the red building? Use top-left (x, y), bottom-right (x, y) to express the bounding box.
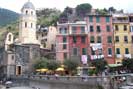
top-left (85, 15), bottom-right (115, 64)
top-left (56, 21), bottom-right (88, 64)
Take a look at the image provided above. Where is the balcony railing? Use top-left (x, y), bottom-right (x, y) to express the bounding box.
top-left (70, 31), bottom-right (87, 35)
top-left (91, 55), bottom-right (104, 60)
top-left (116, 54), bottom-right (122, 58)
top-left (124, 54), bottom-right (131, 58)
top-left (113, 19), bottom-right (129, 23)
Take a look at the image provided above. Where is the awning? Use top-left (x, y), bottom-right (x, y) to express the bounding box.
top-left (108, 64), bottom-right (122, 67)
top-left (36, 69), bottom-right (41, 72)
top-left (56, 67), bottom-right (65, 71)
top-left (39, 68), bottom-right (48, 72)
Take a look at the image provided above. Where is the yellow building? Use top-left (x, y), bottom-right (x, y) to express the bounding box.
top-left (113, 14), bottom-right (131, 64)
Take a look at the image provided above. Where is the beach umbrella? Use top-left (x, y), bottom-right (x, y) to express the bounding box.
top-left (56, 67), bottom-right (65, 71)
top-left (40, 68), bottom-right (48, 72)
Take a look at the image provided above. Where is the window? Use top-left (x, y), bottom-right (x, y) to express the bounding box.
top-left (59, 28), bottom-right (62, 34)
top-left (8, 35), bottom-right (11, 41)
top-left (12, 55), bottom-right (14, 60)
top-left (116, 48), bottom-right (120, 54)
top-left (90, 36), bottom-right (95, 43)
top-left (42, 34), bottom-right (44, 37)
top-left (90, 26), bottom-right (93, 32)
top-left (63, 44), bottom-right (67, 49)
top-left (25, 22), bottom-right (27, 28)
top-left (81, 36), bottom-right (86, 43)
top-left (63, 36), bottom-right (67, 43)
top-left (81, 26), bottom-right (85, 33)
top-left (115, 25), bottom-right (119, 31)
top-left (132, 36), bottom-right (133, 43)
top-left (124, 25), bottom-right (127, 31)
top-left (124, 36), bottom-right (128, 43)
top-left (106, 17), bottom-right (110, 22)
top-left (96, 16), bottom-right (100, 23)
top-left (72, 26), bottom-right (76, 33)
top-left (73, 48), bottom-right (78, 56)
top-left (97, 36), bottom-right (101, 43)
top-left (130, 26), bottom-right (133, 32)
top-left (106, 25), bottom-right (110, 32)
top-left (73, 36), bottom-right (77, 43)
top-left (31, 11), bottom-right (33, 15)
top-left (108, 48), bottom-right (112, 55)
top-left (97, 26), bottom-right (101, 32)
top-left (31, 23), bottom-right (33, 28)
top-left (125, 48), bottom-right (129, 54)
top-left (115, 36), bottom-right (119, 42)
top-left (89, 16), bottom-right (93, 22)
top-left (64, 28), bottom-right (67, 34)
top-left (107, 36), bottom-right (112, 43)
top-left (63, 53), bottom-right (67, 59)
top-left (59, 28), bottom-right (67, 34)
top-left (82, 48), bottom-right (87, 55)
top-left (26, 10), bottom-right (28, 14)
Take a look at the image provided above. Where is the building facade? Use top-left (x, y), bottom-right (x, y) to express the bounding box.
top-left (56, 21), bottom-right (88, 63)
top-left (37, 26), bottom-right (57, 50)
top-left (113, 14), bottom-right (131, 64)
top-left (129, 14), bottom-right (133, 58)
top-left (18, 1), bottom-right (39, 44)
top-left (86, 15), bottom-right (115, 64)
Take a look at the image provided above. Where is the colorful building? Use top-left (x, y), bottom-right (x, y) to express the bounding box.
top-left (113, 14), bottom-right (131, 64)
top-left (129, 14), bottom-right (133, 58)
top-left (56, 21), bottom-right (88, 63)
top-left (85, 15), bottom-right (115, 64)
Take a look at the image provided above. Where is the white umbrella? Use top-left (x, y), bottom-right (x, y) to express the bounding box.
top-left (5, 81), bottom-right (12, 84)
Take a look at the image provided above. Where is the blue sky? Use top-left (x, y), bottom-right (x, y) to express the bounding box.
top-left (0, 0), bottom-right (133, 13)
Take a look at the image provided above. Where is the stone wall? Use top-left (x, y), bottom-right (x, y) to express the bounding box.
top-left (15, 44), bottom-right (40, 74)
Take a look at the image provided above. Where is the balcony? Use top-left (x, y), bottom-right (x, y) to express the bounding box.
top-left (70, 31), bottom-right (87, 36)
top-left (90, 43), bottom-right (102, 51)
top-left (124, 54), bottom-right (131, 58)
top-left (116, 54), bottom-right (122, 58)
top-left (90, 55), bottom-right (104, 60)
top-left (113, 19), bottom-right (129, 23)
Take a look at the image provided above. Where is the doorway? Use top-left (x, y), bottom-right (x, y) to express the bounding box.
top-left (16, 66), bottom-right (22, 75)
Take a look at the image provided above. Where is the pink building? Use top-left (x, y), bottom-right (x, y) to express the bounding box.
top-left (85, 15), bottom-right (115, 64)
top-left (56, 21), bottom-right (88, 63)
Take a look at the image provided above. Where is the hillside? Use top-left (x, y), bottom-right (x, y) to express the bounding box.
top-left (0, 21), bottom-right (19, 47)
top-left (0, 8), bottom-right (19, 27)
top-left (0, 8), bottom-right (61, 47)
top-left (36, 8), bottom-right (61, 26)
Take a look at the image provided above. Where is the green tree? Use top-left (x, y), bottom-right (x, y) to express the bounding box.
top-left (59, 7), bottom-right (73, 23)
top-left (122, 58), bottom-right (133, 73)
top-left (91, 59), bottom-right (107, 74)
top-left (108, 7), bottom-right (116, 13)
top-left (96, 9), bottom-right (108, 15)
top-left (34, 57), bottom-right (48, 69)
top-left (76, 3), bottom-right (92, 17)
top-left (36, 8), bottom-right (61, 26)
top-left (47, 60), bottom-right (60, 71)
top-left (63, 59), bottom-right (79, 75)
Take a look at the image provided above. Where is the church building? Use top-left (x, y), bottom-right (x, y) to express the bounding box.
top-left (0, 1), bottom-right (53, 78)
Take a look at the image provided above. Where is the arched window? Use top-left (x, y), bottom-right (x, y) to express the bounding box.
top-left (8, 34), bottom-right (11, 41)
top-left (31, 23), bottom-right (33, 28)
top-left (26, 10), bottom-right (28, 14)
top-left (25, 22), bottom-right (27, 28)
top-left (31, 11), bottom-right (33, 15)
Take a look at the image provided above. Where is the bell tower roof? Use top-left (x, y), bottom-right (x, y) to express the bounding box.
top-left (21, 1), bottom-right (35, 10)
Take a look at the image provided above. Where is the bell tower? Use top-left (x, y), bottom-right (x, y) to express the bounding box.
top-left (19, 1), bottom-right (39, 44)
